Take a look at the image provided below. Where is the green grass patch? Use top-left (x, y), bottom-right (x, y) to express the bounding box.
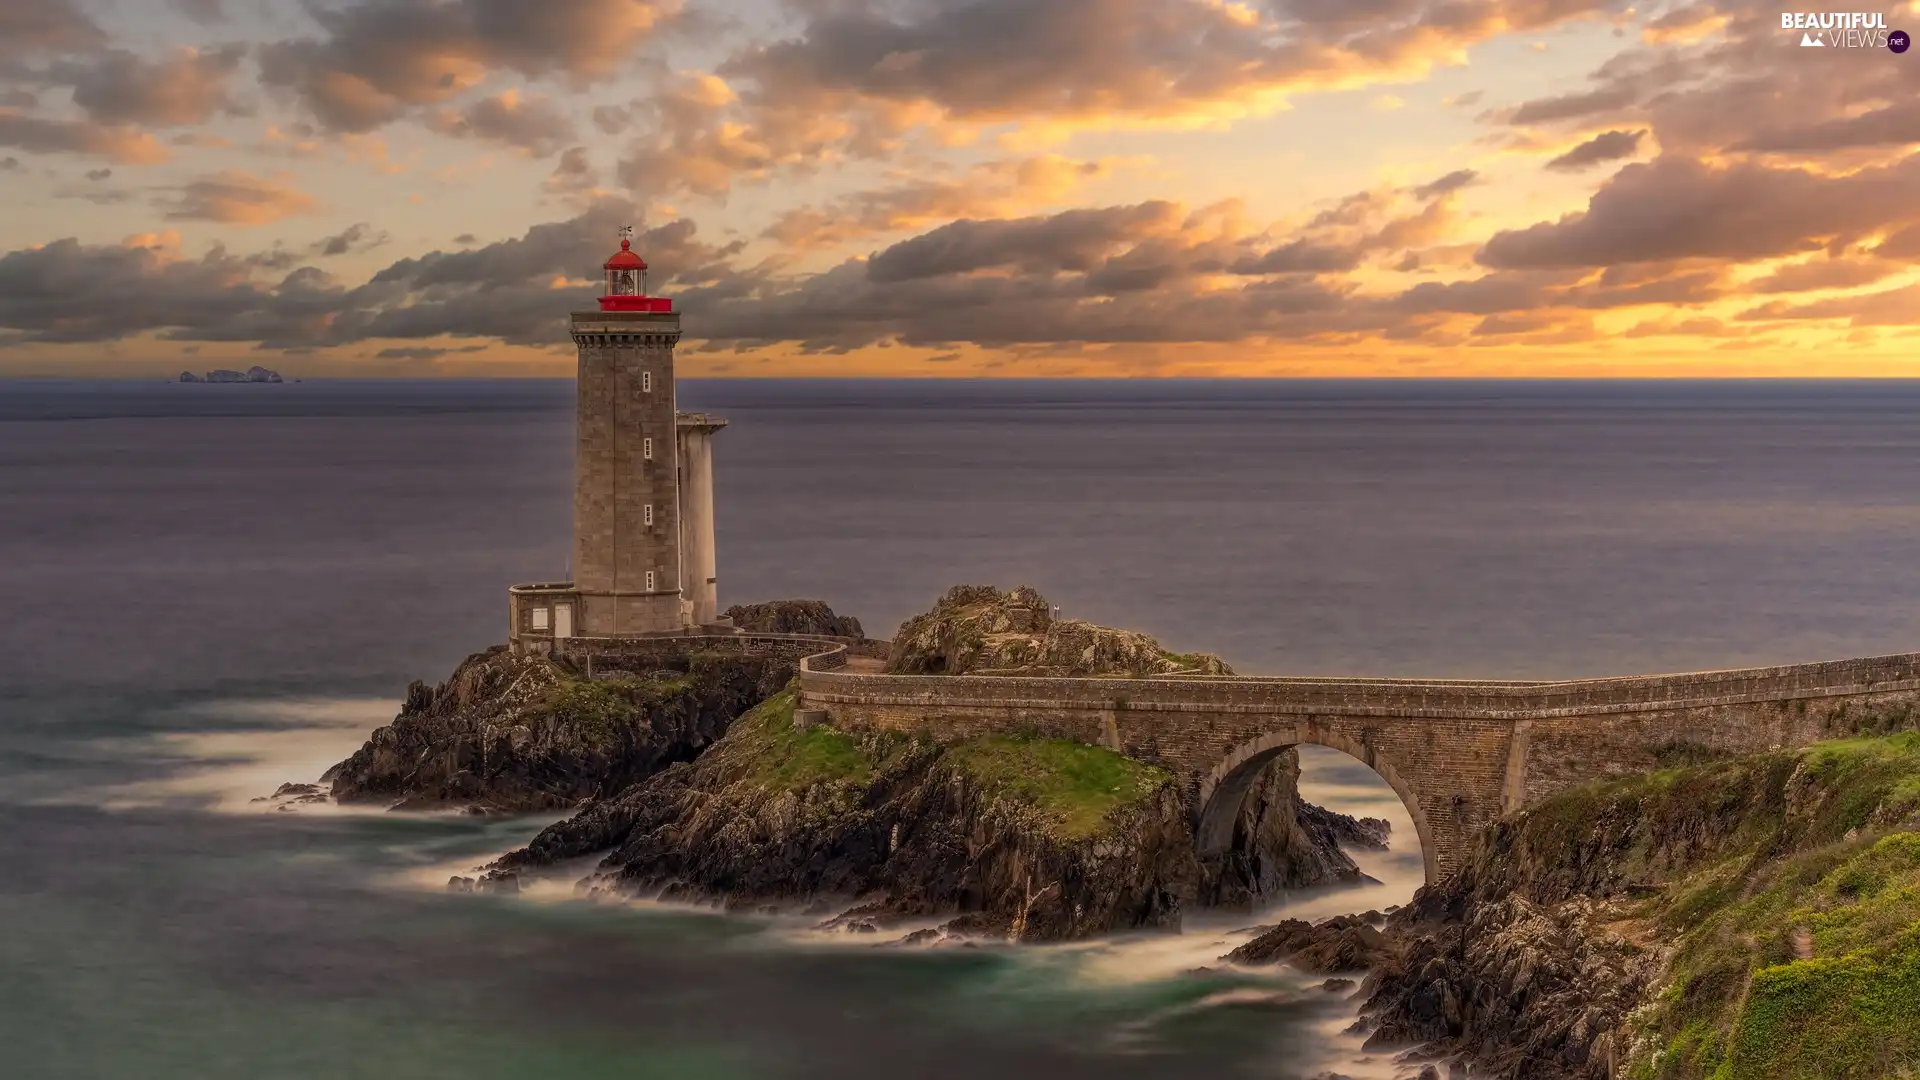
top-left (942, 734), bottom-right (1168, 839)
top-left (1606, 733), bottom-right (1920, 1080)
top-left (726, 689), bottom-right (876, 791)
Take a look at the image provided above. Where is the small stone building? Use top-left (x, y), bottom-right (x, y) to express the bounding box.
top-left (509, 230), bottom-right (728, 650)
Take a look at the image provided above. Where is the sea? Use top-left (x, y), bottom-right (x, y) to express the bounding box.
top-left (6, 377), bottom-right (1920, 1080)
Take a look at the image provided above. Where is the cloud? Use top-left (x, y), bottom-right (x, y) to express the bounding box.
top-left (258, 0), bottom-right (679, 132)
top-left (314, 222), bottom-right (388, 257)
top-left (622, 0), bottom-right (1627, 195)
top-left (1746, 257), bottom-right (1900, 295)
top-left (1410, 168), bottom-right (1478, 199)
top-left (1738, 283), bottom-right (1920, 327)
top-left (0, 109), bottom-right (169, 163)
top-left (0, 0), bottom-right (103, 58)
top-left (425, 90), bottom-right (577, 155)
top-left (1478, 154), bottom-right (1920, 269)
top-left (58, 46), bottom-right (248, 127)
top-left (544, 145), bottom-right (600, 197)
top-left (763, 155), bottom-right (1113, 249)
top-left (170, 0), bottom-right (226, 23)
top-left (160, 171), bottom-right (319, 225)
top-left (1544, 128), bottom-right (1644, 171)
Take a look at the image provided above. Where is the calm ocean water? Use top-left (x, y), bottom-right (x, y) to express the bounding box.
top-left (5, 377), bottom-right (1920, 1079)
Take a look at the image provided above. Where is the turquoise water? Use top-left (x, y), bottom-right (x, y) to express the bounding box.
top-left (10, 377), bottom-right (1920, 1078)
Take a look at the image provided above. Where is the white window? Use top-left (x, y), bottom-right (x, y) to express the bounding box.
top-left (642, 370), bottom-right (652, 393)
top-left (530, 606), bottom-right (549, 631)
top-left (645, 571), bottom-right (656, 591)
top-left (644, 503), bottom-right (654, 526)
top-left (643, 437), bottom-right (653, 460)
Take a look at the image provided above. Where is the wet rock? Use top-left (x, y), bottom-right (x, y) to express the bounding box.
top-left (1225, 914), bottom-right (1398, 973)
top-left (1321, 978), bottom-right (1356, 993)
top-left (1199, 749), bottom-right (1391, 904)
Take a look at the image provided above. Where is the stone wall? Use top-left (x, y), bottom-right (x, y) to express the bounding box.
top-left (795, 647), bottom-right (1920, 882)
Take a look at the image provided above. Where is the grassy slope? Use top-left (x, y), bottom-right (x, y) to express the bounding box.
top-left (1600, 733), bottom-right (1920, 1080)
top-left (710, 686), bottom-right (1169, 840)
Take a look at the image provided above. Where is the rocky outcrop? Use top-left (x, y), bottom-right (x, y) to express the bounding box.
top-left (887, 585), bottom-right (1232, 677)
top-left (723, 600), bottom-right (865, 638)
top-left (1355, 733), bottom-right (1920, 1080)
top-left (324, 646), bottom-right (793, 812)
top-left (200, 366), bottom-right (284, 383)
top-left (1198, 748), bottom-right (1390, 905)
top-left (493, 690), bottom-right (1199, 940)
top-left (1224, 912), bottom-right (1398, 973)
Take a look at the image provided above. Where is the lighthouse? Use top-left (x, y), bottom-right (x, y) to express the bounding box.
top-left (507, 228), bottom-right (727, 648)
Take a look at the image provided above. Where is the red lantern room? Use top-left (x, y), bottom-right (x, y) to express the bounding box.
top-left (599, 227), bottom-right (673, 312)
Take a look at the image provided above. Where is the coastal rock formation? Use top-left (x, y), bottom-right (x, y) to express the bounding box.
top-left (723, 600), bottom-right (864, 638)
top-left (1357, 729), bottom-right (1920, 1080)
top-left (478, 589), bottom-right (1378, 937)
top-left (324, 646), bottom-right (793, 812)
top-left (1199, 749), bottom-right (1390, 906)
top-left (189, 365), bottom-right (284, 383)
top-left (887, 585), bottom-right (1232, 677)
top-left (494, 688), bottom-right (1200, 939)
top-left (1224, 912), bottom-right (1398, 973)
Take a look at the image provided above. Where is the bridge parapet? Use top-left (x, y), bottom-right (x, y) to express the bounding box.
top-left (797, 648), bottom-right (1920, 883)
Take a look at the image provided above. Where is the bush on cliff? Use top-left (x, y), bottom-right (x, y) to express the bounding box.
top-left (886, 584), bottom-right (1231, 677)
top-left (1361, 731), bottom-right (1920, 1080)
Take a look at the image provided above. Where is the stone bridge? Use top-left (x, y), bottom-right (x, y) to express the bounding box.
top-left (796, 648), bottom-right (1920, 882)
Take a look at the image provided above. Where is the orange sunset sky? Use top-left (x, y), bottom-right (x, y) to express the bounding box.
top-left (3, 0), bottom-right (1920, 378)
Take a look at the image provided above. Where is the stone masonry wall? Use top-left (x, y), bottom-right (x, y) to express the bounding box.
top-left (795, 645), bottom-right (1920, 881)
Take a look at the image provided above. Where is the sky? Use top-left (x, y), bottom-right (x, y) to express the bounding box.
top-left (3, 0), bottom-right (1920, 378)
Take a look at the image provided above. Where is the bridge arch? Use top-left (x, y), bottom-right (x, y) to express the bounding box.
top-left (1194, 726), bottom-right (1440, 885)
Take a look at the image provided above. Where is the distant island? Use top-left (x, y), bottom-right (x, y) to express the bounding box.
top-left (179, 366), bottom-right (284, 383)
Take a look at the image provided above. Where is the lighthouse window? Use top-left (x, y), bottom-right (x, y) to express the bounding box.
top-left (643, 437), bottom-right (653, 460)
top-left (643, 370), bottom-right (652, 393)
top-left (530, 606), bottom-right (550, 631)
top-left (646, 571), bottom-right (656, 591)
top-left (609, 268), bottom-right (637, 296)
top-left (644, 504), bottom-right (654, 526)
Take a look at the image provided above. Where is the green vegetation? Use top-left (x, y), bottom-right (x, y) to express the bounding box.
top-left (545, 679), bottom-right (642, 747)
top-left (542, 670), bottom-right (693, 748)
top-left (944, 734), bottom-right (1169, 838)
top-left (727, 688), bottom-right (879, 790)
top-left (1602, 733), bottom-right (1920, 1080)
top-left (704, 685), bottom-right (1166, 839)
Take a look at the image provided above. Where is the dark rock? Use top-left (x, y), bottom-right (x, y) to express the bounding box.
top-left (177, 370), bottom-right (202, 383)
top-left (271, 782), bottom-right (321, 798)
top-left (1225, 914), bottom-right (1398, 973)
top-left (1199, 749), bottom-right (1389, 904)
top-left (327, 646), bottom-right (792, 813)
top-left (1419, 1067), bottom-right (1441, 1080)
top-left (447, 876), bottom-right (475, 893)
top-left (723, 600), bottom-right (864, 638)
top-left (1321, 978), bottom-right (1355, 993)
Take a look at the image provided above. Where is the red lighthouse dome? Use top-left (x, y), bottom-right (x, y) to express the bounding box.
top-left (599, 228), bottom-right (673, 312)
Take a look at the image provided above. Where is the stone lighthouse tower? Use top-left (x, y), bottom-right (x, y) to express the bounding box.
top-left (507, 228), bottom-right (726, 648)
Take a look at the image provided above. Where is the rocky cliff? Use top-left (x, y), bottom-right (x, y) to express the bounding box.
top-left (495, 688), bottom-right (1201, 939)
top-left (1199, 748), bottom-right (1391, 906)
top-left (1357, 729), bottom-right (1920, 1080)
top-left (887, 585), bottom-right (1232, 677)
top-left (724, 600), bottom-right (865, 638)
top-left (324, 646), bottom-right (793, 812)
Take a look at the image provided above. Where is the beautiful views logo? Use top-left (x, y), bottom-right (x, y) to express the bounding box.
top-left (1780, 11), bottom-right (1898, 46)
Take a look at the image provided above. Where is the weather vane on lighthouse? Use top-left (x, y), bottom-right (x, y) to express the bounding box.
top-left (619, 224), bottom-right (634, 243)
